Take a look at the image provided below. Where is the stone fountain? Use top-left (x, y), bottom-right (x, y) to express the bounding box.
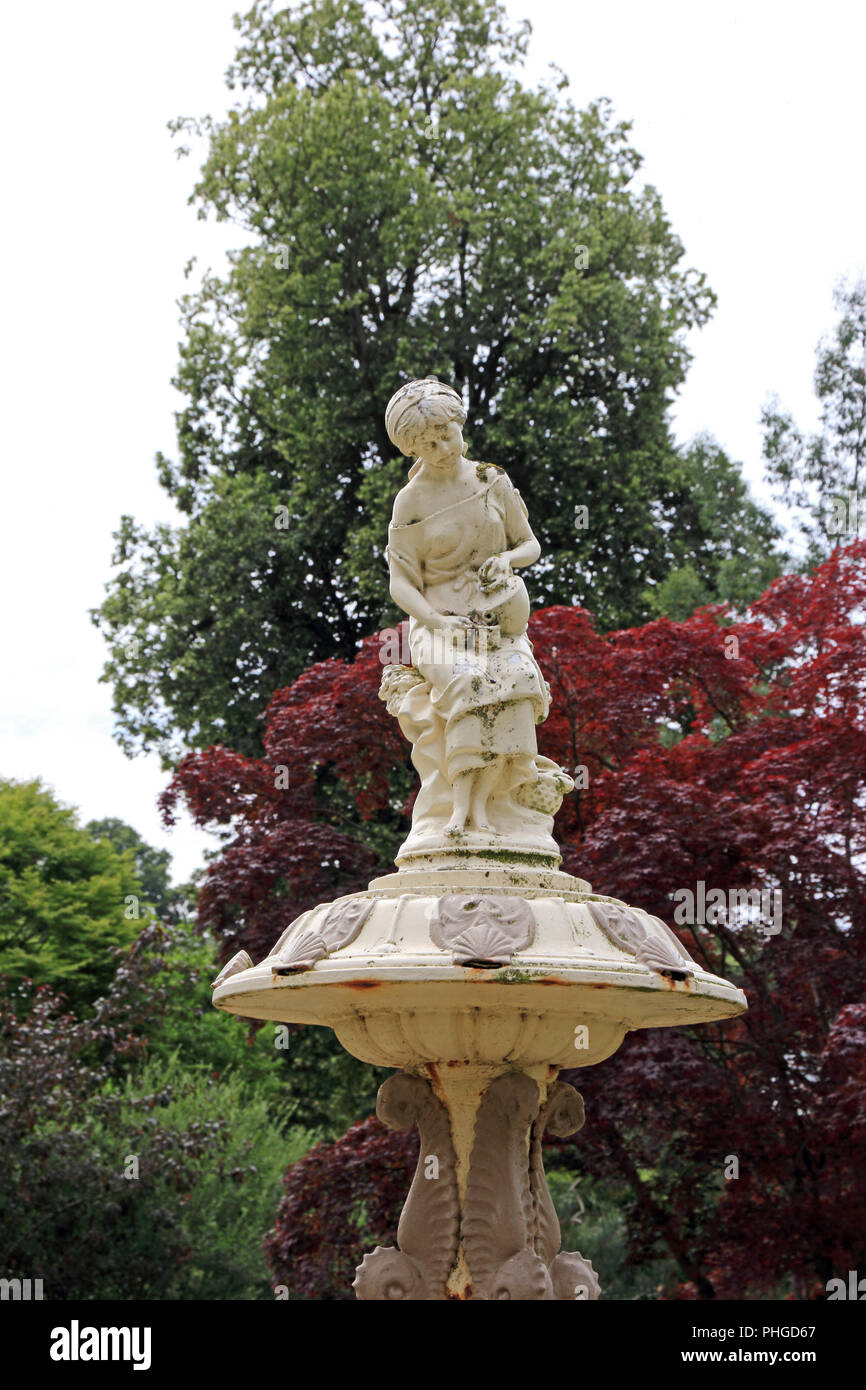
top-left (212, 376), bottom-right (747, 1300)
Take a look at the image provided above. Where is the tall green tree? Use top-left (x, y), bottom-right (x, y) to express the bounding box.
top-left (644, 434), bottom-right (784, 620)
top-left (762, 278), bottom-right (866, 565)
top-left (95, 0), bottom-right (780, 762)
top-left (0, 779), bottom-right (142, 1010)
top-left (85, 817), bottom-right (175, 919)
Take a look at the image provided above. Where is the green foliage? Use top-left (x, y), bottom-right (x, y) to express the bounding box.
top-left (102, 914), bottom-right (389, 1141)
top-left (275, 1024), bottom-right (391, 1139)
top-left (648, 564), bottom-right (710, 622)
top-left (0, 953), bottom-right (311, 1300)
top-left (644, 435), bottom-right (784, 619)
top-left (85, 816), bottom-right (176, 919)
top-left (762, 278), bottom-right (866, 564)
top-left (93, 0), bottom-right (780, 762)
top-left (113, 924), bottom-right (293, 1113)
top-left (0, 779), bottom-right (141, 1011)
top-left (547, 1169), bottom-right (677, 1300)
top-left (93, 1056), bottom-right (306, 1300)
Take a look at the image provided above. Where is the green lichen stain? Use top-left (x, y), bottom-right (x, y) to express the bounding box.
top-left (445, 848), bottom-right (560, 869)
top-left (475, 461), bottom-right (504, 482)
top-left (498, 966), bottom-right (546, 984)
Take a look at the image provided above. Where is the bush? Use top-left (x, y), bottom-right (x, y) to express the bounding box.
top-left (0, 940), bottom-right (311, 1299)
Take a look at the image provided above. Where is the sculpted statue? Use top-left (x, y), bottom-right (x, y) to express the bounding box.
top-left (380, 377), bottom-right (574, 865)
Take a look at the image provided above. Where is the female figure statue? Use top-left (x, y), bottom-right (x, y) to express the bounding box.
top-left (381, 377), bottom-right (573, 865)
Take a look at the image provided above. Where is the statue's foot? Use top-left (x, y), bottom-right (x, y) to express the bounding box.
top-left (444, 816), bottom-right (467, 835)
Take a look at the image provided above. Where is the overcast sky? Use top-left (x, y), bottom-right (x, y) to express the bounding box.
top-left (1, 0), bottom-right (863, 882)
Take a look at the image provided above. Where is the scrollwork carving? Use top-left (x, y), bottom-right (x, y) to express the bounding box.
top-left (529, 1080), bottom-right (585, 1265)
top-left (355, 1068), bottom-right (602, 1302)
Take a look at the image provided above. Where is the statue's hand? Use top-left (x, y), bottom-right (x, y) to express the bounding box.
top-left (478, 554), bottom-right (512, 591)
top-left (435, 613), bottom-right (474, 632)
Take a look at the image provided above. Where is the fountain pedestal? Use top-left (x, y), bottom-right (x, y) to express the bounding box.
top-left (212, 865), bottom-right (746, 1299)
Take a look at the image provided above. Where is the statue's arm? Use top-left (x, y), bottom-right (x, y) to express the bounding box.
top-left (387, 536), bottom-right (470, 632)
top-left (388, 553), bottom-right (443, 628)
top-left (481, 476), bottom-right (540, 579)
top-left (501, 532), bottom-right (541, 570)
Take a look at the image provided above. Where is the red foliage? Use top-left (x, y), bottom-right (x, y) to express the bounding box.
top-left (159, 635), bottom-right (398, 961)
top-left (166, 541), bottom-right (866, 1297)
top-left (263, 1116), bottom-right (418, 1300)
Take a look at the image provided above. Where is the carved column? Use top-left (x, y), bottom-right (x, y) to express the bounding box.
top-left (353, 1066), bottom-right (600, 1301)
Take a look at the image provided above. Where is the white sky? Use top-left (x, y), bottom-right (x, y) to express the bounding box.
top-left (1, 0), bottom-right (864, 882)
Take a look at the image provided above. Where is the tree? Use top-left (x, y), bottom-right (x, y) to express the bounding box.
top-left (645, 434), bottom-right (784, 620)
top-left (85, 817), bottom-right (175, 920)
top-left (762, 279), bottom-right (866, 564)
top-left (0, 780), bottom-right (142, 1011)
top-left (93, 0), bottom-right (781, 763)
top-left (165, 539), bottom-right (866, 1298)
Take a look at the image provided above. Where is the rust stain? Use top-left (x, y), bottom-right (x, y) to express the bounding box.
top-left (538, 977), bottom-right (570, 986)
top-left (338, 980), bottom-right (383, 990)
top-left (660, 970), bottom-right (691, 989)
top-left (425, 1062), bottom-right (450, 1111)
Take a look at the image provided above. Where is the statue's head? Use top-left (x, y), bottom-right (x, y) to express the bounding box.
top-left (385, 376), bottom-right (466, 458)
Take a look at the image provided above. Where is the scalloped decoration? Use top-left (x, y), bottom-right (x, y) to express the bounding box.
top-left (636, 932), bottom-right (694, 980)
top-left (273, 896), bottom-right (376, 974)
top-left (429, 895), bottom-right (536, 968)
top-left (585, 899), bottom-right (644, 953)
top-left (211, 950), bottom-right (252, 989)
top-left (353, 1246), bottom-right (426, 1301)
top-left (550, 1250), bottom-right (602, 1301)
top-left (586, 900), bottom-right (694, 980)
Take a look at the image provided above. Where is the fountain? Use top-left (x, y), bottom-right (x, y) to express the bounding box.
top-left (212, 376), bottom-right (747, 1300)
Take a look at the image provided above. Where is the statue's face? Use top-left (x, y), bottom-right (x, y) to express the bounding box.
top-left (418, 419), bottom-right (463, 466)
